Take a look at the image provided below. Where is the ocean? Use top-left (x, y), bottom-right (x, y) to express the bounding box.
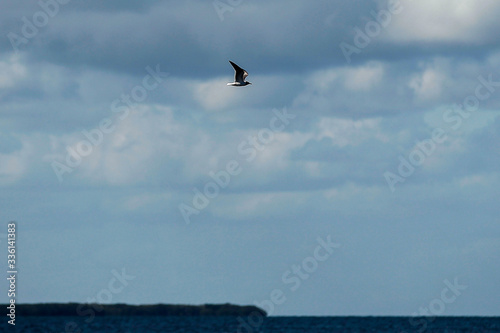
top-left (5, 316), bottom-right (500, 332)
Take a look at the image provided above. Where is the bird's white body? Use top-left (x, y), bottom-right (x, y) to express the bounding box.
top-left (226, 82), bottom-right (250, 86)
top-left (227, 61), bottom-right (251, 86)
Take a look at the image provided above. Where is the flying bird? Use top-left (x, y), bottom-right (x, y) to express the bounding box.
top-left (227, 61), bottom-right (252, 86)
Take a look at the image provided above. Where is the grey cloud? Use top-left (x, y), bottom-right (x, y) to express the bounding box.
top-left (1, 0), bottom-right (500, 316)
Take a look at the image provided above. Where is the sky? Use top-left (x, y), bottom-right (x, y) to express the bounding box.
top-left (0, 0), bottom-right (499, 316)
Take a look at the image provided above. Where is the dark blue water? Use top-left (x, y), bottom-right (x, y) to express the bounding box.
top-left (4, 316), bottom-right (500, 332)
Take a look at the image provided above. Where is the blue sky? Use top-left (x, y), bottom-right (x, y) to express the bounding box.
top-left (1, 0), bottom-right (499, 316)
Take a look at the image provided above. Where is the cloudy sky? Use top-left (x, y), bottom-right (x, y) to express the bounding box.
top-left (1, 0), bottom-right (499, 316)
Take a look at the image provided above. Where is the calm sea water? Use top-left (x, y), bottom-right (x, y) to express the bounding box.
top-left (5, 316), bottom-right (500, 332)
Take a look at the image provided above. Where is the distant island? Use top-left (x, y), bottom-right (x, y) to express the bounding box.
top-left (4, 303), bottom-right (267, 317)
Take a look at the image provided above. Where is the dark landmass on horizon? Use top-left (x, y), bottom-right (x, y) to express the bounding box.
top-left (4, 303), bottom-right (267, 317)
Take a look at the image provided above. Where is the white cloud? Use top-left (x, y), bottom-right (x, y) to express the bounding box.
top-left (3, 1), bottom-right (500, 317)
top-left (45, 105), bottom-right (192, 185)
top-left (316, 117), bottom-right (385, 147)
top-left (306, 68), bottom-right (340, 92)
top-left (0, 55), bottom-right (27, 89)
top-left (303, 63), bottom-right (384, 94)
top-left (457, 174), bottom-right (492, 187)
top-left (409, 67), bottom-right (446, 101)
top-left (384, 0), bottom-right (500, 43)
top-left (251, 131), bottom-right (309, 170)
top-left (0, 151), bottom-right (26, 185)
top-left (0, 134), bottom-right (40, 185)
top-left (193, 77), bottom-right (237, 111)
top-left (344, 62), bottom-right (384, 91)
top-left (211, 191), bottom-right (310, 221)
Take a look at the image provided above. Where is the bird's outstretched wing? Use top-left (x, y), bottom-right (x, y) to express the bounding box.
top-left (229, 61), bottom-right (248, 84)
